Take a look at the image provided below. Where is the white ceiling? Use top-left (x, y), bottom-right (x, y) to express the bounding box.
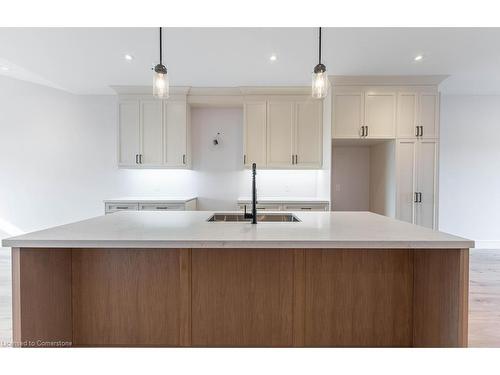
top-left (1, 27), bottom-right (500, 95)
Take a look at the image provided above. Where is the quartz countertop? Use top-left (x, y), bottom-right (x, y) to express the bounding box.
top-left (2, 211), bottom-right (474, 249)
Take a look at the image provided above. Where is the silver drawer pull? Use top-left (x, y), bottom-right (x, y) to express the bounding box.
top-left (116, 206), bottom-right (129, 209)
top-left (156, 207), bottom-right (168, 210)
top-left (301, 207), bottom-right (312, 210)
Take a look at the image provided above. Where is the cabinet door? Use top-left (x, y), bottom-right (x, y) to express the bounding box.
top-left (294, 100), bottom-right (323, 168)
top-left (396, 140), bottom-right (417, 224)
top-left (364, 92), bottom-right (396, 138)
top-left (164, 101), bottom-right (188, 167)
top-left (267, 101), bottom-right (294, 168)
top-left (419, 93), bottom-right (439, 139)
top-left (332, 92), bottom-right (364, 138)
top-left (118, 100), bottom-right (140, 166)
top-left (416, 140), bottom-right (437, 229)
top-left (141, 100), bottom-right (163, 165)
top-left (397, 92), bottom-right (418, 138)
top-left (243, 102), bottom-right (267, 167)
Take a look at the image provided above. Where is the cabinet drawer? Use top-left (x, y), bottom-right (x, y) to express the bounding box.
top-left (283, 204), bottom-right (328, 211)
top-left (139, 203), bottom-right (185, 211)
top-left (239, 203), bottom-right (282, 211)
top-left (105, 203), bottom-right (139, 213)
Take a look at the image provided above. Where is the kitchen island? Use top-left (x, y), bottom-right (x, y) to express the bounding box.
top-left (2, 211), bottom-right (473, 347)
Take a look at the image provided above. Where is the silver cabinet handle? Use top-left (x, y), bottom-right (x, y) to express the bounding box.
top-left (244, 154), bottom-right (246, 164)
top-left (414, 192), bottom-right (418, 203)
top-left (291, 154), bottom-right (294, 164)
top-left (116, 206), bottom-right (129, 210)
top-left (295, 155), bottom-right (298, 164)
top-left (365, 126), bottom-right (368, 137)
top-left (419, 192), bottom-right (422, 203)
top-left (420, 126), bottom-right (424, 137)
top-left (182, 154), bottom-right (186, 164)
top-left (156, 206), bottom-right (168, 210)
top-left (415, 126), bottom-right (419, 137)
top-left (135, 154), bottom-right (138, 164)
top-left (360, 126), bottom-right (364, 137)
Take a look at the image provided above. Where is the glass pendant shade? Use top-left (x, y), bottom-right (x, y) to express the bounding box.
top-left (311, 27), bottom-right (328, 99)
top-left (153, 64), bottom-right (169, 99)
top-left (312, 65), bottom-right (328, 99)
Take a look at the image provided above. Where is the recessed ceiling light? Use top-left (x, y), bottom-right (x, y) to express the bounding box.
top-left (269, 54), bottom-right (277, 62)
top-left (414, 54), bottom-right (424, 62)
top-left (124, 54), bottom-right (134, 61)
top-left (0, 66), bottom-right (9, 71)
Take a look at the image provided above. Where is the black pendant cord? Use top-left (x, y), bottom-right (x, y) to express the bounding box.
top-left (318, 27), bottom-right (322, 65)
top-left (159, 27), bottom-right (163, 66)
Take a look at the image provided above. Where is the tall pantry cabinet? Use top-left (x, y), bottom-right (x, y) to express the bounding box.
top-left (331, 77), bottom-right (443, 229)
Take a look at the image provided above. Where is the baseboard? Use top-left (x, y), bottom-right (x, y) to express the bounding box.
top-left (474, 240), bottom-right (500, 249)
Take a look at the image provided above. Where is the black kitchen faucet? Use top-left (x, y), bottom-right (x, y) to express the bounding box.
top-left (243, 163), bottom-right (257, 224)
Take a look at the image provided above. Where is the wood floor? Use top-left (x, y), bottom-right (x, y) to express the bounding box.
top-left (468, 249), bottom-right (500, 347)
top-left (0, 247), bottom-right (499, 347)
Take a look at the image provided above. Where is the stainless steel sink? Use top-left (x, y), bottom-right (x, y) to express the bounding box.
top-left (207, 213), bottom-right (300, 222)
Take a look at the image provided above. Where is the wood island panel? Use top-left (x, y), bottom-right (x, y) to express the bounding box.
top-left (303, 249), bottom-right (414, 347)
top-left (191, 249), bottom-right (294, 346)
top-left (11, 247), bottom-right (469, 347)
top-left (72, 248), bottom-right (191, 346)
top-left (12, 248), bottom-right (72, 347)
top-left (413, 249), bottom-right (469, 347)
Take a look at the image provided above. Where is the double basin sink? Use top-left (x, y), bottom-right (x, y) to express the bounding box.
top-left (207, 213), bottom-right (300, 222)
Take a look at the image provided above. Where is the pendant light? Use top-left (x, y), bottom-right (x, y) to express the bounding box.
top-left (312, 27), bottom-right (328, 99)
top-left (153, 27), bottom-right (169, 99)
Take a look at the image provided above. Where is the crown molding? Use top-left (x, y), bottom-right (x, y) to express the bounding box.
top-left (110, 86), bottom-right (192, 95)
top-left (329, 75), bottom-right (450, 87)
top-left (239, 86), bottom-right (311, 95)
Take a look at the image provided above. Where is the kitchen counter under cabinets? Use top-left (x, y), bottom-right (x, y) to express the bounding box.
top-left (104, 197), bottom-right (197, 214)
top-left (237, 197), bottom-right (330, 212)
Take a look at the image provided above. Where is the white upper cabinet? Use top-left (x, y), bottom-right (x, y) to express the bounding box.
top-left (332, 92), bottom-right (364, 138)
top-left (244, 96), bottom-right (323, 169)
top-left (364, 92), bottom-right (396, 138)
top-left (266, 100), bottom-right (294, 168)
top-left (397, 92), bottom-right (418, 138)
top-left (141, 100), bottom-right (163, 166)
top-left (397, 92), bottom-right (439, 139)
top-left (244, 102), bottom-right (267, 167)
top-left (332, 90), bottom-right (396, 139)
top-left (294, 100), bottom-right (323, 168)
top-left (117, 96), bottom-right (189, 168)
top-left (118, 100), bottom-right (140, 166)
top-left (418, 93), bottom-right (439, 138)
top-left (164, 100), bottom-right (188, 167)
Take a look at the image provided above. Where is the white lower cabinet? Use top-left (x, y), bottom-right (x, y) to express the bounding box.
top-left (105, 198), bottom-right (197, 214)
top-left (237, 200), bottom-right (329, 212)
top-left (396, 139), bottom-right (437, 229)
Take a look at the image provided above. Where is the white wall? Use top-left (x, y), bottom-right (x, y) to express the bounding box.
top-left (331, 146), bottom-right (371, 211)
top-left (439, 95), bottom-right (500, 246)
top-left (0, 77), bottom-right (329, 235)
top-left (191, 107), bottom-right (245, 210)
